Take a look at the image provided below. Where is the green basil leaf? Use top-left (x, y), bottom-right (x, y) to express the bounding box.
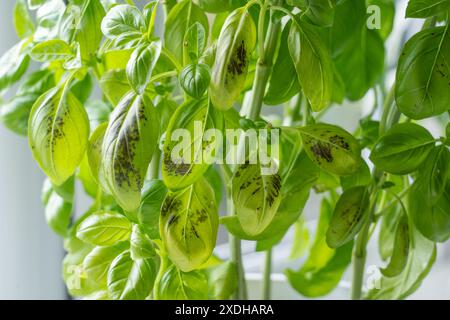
top-left (83, 241), bottom-right (129, 285)
top-left (126, 41), bottom-right (162, 95)
top-left (378, 203), bottom-right (402, 261)
top-left (101, 4), bottom-right (146, 49)
top-left (370, 123), bottom-right (435, 175)
top-left (417, 145), bottom-right (450, 205)
top-left (14, 0), bottom-right (35, 39)
top-left (0, 93), bottom-right (39, 136)
top-left (70, 0), bottom-right (106, 63)
top-left (195, 0), bottom-right (245, 13)
top-left (101, 92), bottom-right (159, 213)
top-left (76, 211), bottom-right (132, 246)
top-left (130, 224), bottom-right (156, 260)
top-left (160, 178), bottom-right (218, 272)
top-left (300, 123), bottom-right (362, 176)
top-left (381, 214), bottom-right (410, 278)
top-left (42, 177), bottom-right (74, 236)
top-left (28, 86), bottom-right (90, 186)
top-left (179, 63), bottom-right (211, 99)
top-left (232, 163), bottom-right (282, 237)
top-left (326, 186), bottom-right (370, 248)
top-left (367, 221), bottom-right (436, 299)
top-left (340, 160), bottom-right (371, 191)
top-left (157, 265), bottom-right (208, 299)
top-left (207, 262), bottom-right (238, 300)
top-left (87, 122), bottom-right (108, 187)
top-left (410, 179), bottom-right (450, 242)
top-left (209, 7), bottom-right (257, 110)
top-left (17, 69), bottom-right (55, 95)
top-left (395, 26), bottom-right (450, 119)
top-left (287, 0), bottom-right (336, 27)
top-left (139, 179), bottom-right (168, 240)
top-left (184, 22), bottom-right (207, 62)
top-left (330, 0), bottom-right (385, 100)
top-left (99, 69), bottom-right (132, 106)
top-left (264, 21), bottom-right (300, 106)
top-left (28, 0), bottom-right (48, 10)
top-left (162, 99), bottom-right (222, 190)
top-left (406, 0), bottom-right (450, 18)
top-left (107, 250), bottom-right (159, 300)
top-left (30, 39), bottom-right (73, 62)
top-left (289, 217), bottom-right (310, 260)
top-left (0, 39), bottom-right (31, 92)
top-left (286, 198), bottom-right (353, 297)
top-left (85, 100), bottom-right (112, 132)
top-left (71, 73), bottom-right (94, 104)
top-left (164, 0), bottom-right (209, 64)
top-left (368, 0), bottom-right (395, 39)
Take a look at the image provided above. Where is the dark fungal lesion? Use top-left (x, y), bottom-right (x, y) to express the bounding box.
top-left (329, 135), bottom-right (350, 150)
top-left (265, 173), bottom-right (281, 207)
top-left (163, 152), bottom-right (192, 176)
top-left (226, 40), bottom-right (247, 81)
top-left (311, 141), bottom-right (333, 163)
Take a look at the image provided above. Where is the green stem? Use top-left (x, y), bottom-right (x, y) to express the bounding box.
top-left (153, 252), bottom-right (168, 300)
top-left (262, 249), bottom-right (272, 300)
top-left (227, 193), bottom-right (248, 300)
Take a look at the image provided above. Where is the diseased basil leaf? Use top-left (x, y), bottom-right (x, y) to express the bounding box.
top-left (28, 85), bottom-right (90, 186)
top-left (396, 26), bottom-right (450, 120)
top-left (209, 7), bottom-right (256, 110)
top-left (160, 178), bottom-right (218, 272)
top-left (232, 163), bottom-right (282, 237)
top-left (101, 92), bottom-right (159, 213)
top-left (300, 123), bottom-right (362, 176)
top-left (370, 123), bottom-right (435, 175)
top-left (77, 211), bottom-right (132, 246)
top-left (107, 250), bottom-right (159, 300)
top-left (162, 99), bottom-right (222, 190)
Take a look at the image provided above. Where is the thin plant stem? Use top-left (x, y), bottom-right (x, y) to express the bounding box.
top-left (262, 249), bottom-right (272, 300)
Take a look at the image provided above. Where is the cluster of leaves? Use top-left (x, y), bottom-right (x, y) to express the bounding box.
top-left (0, 0), bottom-right (449, 300)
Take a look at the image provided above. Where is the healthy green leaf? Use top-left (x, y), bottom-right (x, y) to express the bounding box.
top-left (28, 85), bottom-right (90, 186)
top-left (370, 123), bottom-right (435, 175)
top-left (101, 4), bottom-right (146, 49)
top-left (184, 22), bottom-right (207, 62)
top-left (340, 160), bottom-right (371, 191)
top-left (101, 92), bottom-right (159, 213)
top-left (381, 214), bottom-right (410, 278)
top-left (406, 0), bottom-right (450, 18)
top-left (209, 7), bottom-right (257, 110)
top-left (264, 21), bottom-right (300, 106)
top-left (195, 0), bottom-right (245, 13)
top-left (130, 224), bottom-right (156, 260)
top-left (417, 145), bottom-right (450, 205)
top-left (0, 39), bottom-right (31, 92)
top-left (164, 0), bottom-right (209, 64)
top-left (300, 123), bottom-right (362, 176)
top-left (286, 198), bottom-right (353, 297)
top-left (99, 70), bottom-right (132, 106)
top-left (207, 262), bottom-right (238, 300)
top-left (138, 179), bottom-right (167, 240)
top-left (107, 250), bottom-right (159, 300)
top-left (30, 40), bottom-right (73, 62)
top-left (14, 0), bottom-right (35, 39)
top-left (287, 0), bottom-right (336, 27)
top-left (126, 41), bottom-right (162, 95)
top-left (179, 63), bottom-right (211, 99)
top-left (396, 26), bottom-right (450, 119)
top-left (158, 265), bottom-right (208, 300)
top-left (83, 241), bottom-right (129, 285)
top-left (160, 178), bottom-right (218, 272)
top-left (77, 212), bottom-right (132, 246)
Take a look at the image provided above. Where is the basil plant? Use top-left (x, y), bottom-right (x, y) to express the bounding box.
top-left (0, 0), bottom-right (449, 300)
